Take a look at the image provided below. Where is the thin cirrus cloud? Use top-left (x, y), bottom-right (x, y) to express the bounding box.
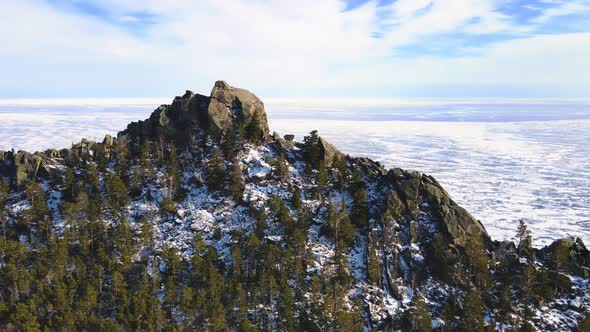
top-left (0, 0), bottom-right (589, 98)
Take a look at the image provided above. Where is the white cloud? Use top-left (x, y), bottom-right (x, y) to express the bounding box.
top-left (0, 0), bottom-right (589, 98)
top-left (118, 15), bottom-right (140, 22)
top-left (531, 1), bottom-right (590, 23)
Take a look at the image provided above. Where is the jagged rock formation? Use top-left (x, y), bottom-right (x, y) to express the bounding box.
top-left (208, 80), bottom-right (270, 141)
top-left (0, 150), bottom-right (42, 187)
top-left (0, 81), bottom-right (589, 331)
top-left (386, 168), bottom-right (488, 245)
top-left (123, 80), bottom-right (270, 145)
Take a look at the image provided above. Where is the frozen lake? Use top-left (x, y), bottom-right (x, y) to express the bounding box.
top-left (0, 99), bottom-right (588, 246)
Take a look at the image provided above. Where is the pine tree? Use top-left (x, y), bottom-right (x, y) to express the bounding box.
top-left (160, 196), bottom-right (176, 217)
top-left (317, 160), bottom-right (328, 191)
top-left (0, 180), bottom-right (7, 243)
top-left (232, 246), bottom-right (242, 279)
top-left (279, 273), bottom-right (295, 331)
top-left (303, 130), bottom-right (321, 171)
top-left (228, 163), bottom-right (245, 201)
top-left (222, 129), bottom-right (239, 160)
top-left (273, 153), bottom-right (290, 181)
top-left (327, 200), bottom-right (356, 248)
top-left (351, 184), bottom-right (369, 229)
top-left (521, 304), bottom-right (535, 331)
top-left (25, 180), bottom-right (50, 220)
top-left (156, 135), bottom-right (166, 164)
top-left (63, 166), bottom-right (77, 202)
top-left (367, 229), bottom-right (381, 285)
top-left (332, 155), bottom-right (348, 184)
top-left (207, 147), bottom-right (226, 192)
top-left (114, 136), bottom-right (130, 177)
top-left (139, 140), bottom-right (151, 168)
top-left (245, 115), bottom-right (263, 145)
top-left (206, 267), bottom-right (227, 331)
top-left (551, 240), bottom-right (571, 272)
top-left (85, 162), bottom-right (100, 198)
top-left (166, 142), bottom-right (181, 198)
top-left (410, 294), bottom-right (432, 332)
top-left (287, 228), bottom-right (307, 281)
top-left (270, 195), bottom-right (293, 234)
top-left (496, 281), bottom-right (512, 323)
top-left (254, 209), bottom-right (266, 240)
top-left (441, 293), bottom-right (458, 332)
top-left (128, 165), bottom-right (144, 198)
top-left (335, 308), bottom-right (363, 332)
top-left (520, 264), bottom-right (537, 298)
top-left (516, 219), bottom-right (530, 247)
top-left (460, 288), bottom-right (484, 332)
top-left (105, 174), bottom-right (128, 215)
top-left (464, 231), bottom-right (491, 289)
top-left (292, 187), bottom-right (303, 212)
top-left (9, 302), bottom-right (41, 332)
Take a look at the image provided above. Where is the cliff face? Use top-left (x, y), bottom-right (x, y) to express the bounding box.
top-left (0, 82), bottom-right (589, 331)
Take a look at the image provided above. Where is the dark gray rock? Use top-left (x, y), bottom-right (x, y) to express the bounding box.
top-left (12, 151), bottom-right (43, 187)
top-left (272, 132), bottom-right (294, 151)
top-left (387, 168), bottom-right (488, 246)
top-left (284, 134), bottom-right (295, 141)
top-left (208, 81), bottom-right (270, 142)
top-left (121, 81), bottom-right (270, 146)
top-left (354, 157), bottom-right (386, 176)
top-left (395, 178), bottom-right (421, 202)
top-left (319, 137), bottom-right (344, 168)
top-left (547, 237), bottom-right (590, 277)
top-left (44, 149), bottom-right (61, 159)
top-left (493, 240), bottom-right (518, 262)
top-left (103, 135), bottom-right (114, 147)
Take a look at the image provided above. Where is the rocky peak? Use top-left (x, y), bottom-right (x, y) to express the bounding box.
top-left (124, 80), bottom-right (270, 145)
top-left (386, 167), bottom-right (488, 246)
top-left (208, 80), bottom-right (270, 141)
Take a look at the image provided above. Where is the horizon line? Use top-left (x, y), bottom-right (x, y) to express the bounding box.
top-left (1, 96), bottom-right (590, 107)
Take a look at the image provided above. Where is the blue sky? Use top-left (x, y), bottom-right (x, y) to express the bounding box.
top-left (1, 0), bottom-right (589, 99)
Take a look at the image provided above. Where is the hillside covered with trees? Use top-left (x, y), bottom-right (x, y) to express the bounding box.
top-left (0, 81), bottom-right (589, 331)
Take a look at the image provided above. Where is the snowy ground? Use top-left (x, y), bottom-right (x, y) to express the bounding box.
top-left (0, 99), bottom-right (589, 246)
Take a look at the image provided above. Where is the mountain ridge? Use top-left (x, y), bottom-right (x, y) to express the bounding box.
top-left (0, 81), bottom-right (589, 331)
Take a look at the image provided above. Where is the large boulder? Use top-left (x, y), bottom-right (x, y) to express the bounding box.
top-left (121, 81), bottom-right (270, 146)
top-left (208, 81), bottom-right (270, 142)
top-left (124, 92), bottom-right (209, 145)
top-left (386, 168), bottom-right (488, 245)
top-left (545, 237), bottom-right (590, 277)
top-left (319, 137), bottom-right (344, 168)
top-left (12, 151), bottom-right (43, 187)
top-left (272, 132), bottom-right (295, 151)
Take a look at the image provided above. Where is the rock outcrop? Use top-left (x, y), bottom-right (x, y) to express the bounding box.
top-left (543, 237), bottom-right (590, 277)
top-left (123, 81), bottom-right (270, 145)
top-left (208, 81), bottom-right (270, 142)
top-left (386, 167), bottom-right (488, 245)
top-left (319, 137), bottom-right (344, 168)
top-left (0, 150), bottom-right (43, 187)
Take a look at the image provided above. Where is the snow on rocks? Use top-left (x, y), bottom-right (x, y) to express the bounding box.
top-left (243, 146), bottom-right (272, 179)
top-left (189, 210), bottom-right (214, 232)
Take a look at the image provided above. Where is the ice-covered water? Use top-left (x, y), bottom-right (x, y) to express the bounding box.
top-left (0, 100), bottom-right (588, 246)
